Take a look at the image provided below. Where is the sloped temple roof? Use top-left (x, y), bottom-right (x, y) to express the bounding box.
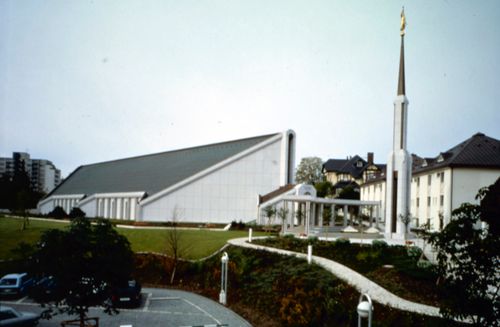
top-left (48, 133), bottom-right (279, 197)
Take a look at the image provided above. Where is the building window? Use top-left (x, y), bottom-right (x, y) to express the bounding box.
top-left (440, 172), bottom-right (444, 183)
top-left (427, 196), bottom-right (431, 207)
top-left (416, 177), bottom-right (420, 187)
top-left (416, 198), bottom-right (420, 207)
top-left (440, 195), bottom-right (444, 206)
top-left (427, 175), bottom-right (431, 186)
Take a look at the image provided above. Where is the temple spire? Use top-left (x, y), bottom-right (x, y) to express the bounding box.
top-left (397, 8), bottom-right (406, 96)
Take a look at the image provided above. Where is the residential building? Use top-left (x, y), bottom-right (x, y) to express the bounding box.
top-left (0, 152), bottom-right (61, 193)
top-left (361, 133), bottom-right (500, 231)
top-left (322, 153), bottom-right (385, 195)
top-left (38, 131), bottom-right (296, 223)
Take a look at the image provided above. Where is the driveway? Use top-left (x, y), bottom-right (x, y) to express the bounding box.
top-left (1, 288), bottom-right (251, 327)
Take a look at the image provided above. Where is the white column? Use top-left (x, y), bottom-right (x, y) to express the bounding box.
top-left (318, 204), bottom-right (324, 229)
top-left (305, 201), bottom-right (311, 235)
top-left (311, 203), bottom-right (316, 227)
top-left (104, 198), bottom-right (109, 218)
top-left (130, 199), bottom-right (137, 221)
top-left (110, 199), bottom-right (115, 218)
top-left (124, 200), bottom-right (129, 220)
top-left (343, 205), bottom-right (348, 227)
top-left (117, 198), bottom-right (122, 219)
top-left (331, 205), bottom-right (336, 227)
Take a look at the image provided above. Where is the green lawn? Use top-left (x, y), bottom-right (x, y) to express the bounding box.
top-left (0, 216), bottom-right (259, 260)
top-left (0, 216), bottom-right (69, 260)
top-left (119, 227), bottom-right (258, 259)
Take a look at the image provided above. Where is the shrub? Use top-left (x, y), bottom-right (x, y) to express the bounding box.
top-left (406, 246), bottom-right (423, 261)
top-left (48, 206), bottom-right (67, 219)
top-left (334, 238), bottom-right (350, 247)
top-left (307, 236), bottom-right (319, 246)
top-left (69, 207), bottom-right (86, 219)
top-left (372, 239), bottom-right (388, 251)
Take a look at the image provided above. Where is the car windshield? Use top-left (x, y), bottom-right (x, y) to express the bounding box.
top-left (0, 278), bottom-right (17, 286)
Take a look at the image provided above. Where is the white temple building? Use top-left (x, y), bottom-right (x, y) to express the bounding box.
top-left (38, 130), bottom-right (296, 223)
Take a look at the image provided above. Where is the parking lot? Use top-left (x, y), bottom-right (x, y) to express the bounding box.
top-left (1, 287), bottom-right (251, 327)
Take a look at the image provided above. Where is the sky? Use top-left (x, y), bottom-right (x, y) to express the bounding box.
top-left (1, 0), bottom-right (499, 178)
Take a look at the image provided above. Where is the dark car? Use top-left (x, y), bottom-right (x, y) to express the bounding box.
top-left (0, 273), bottom-right (34, 298)
top-left (29, 276), bottom-right (56, 300)
top-left (110, 280), bottom-right (142, 308)
top-left (0, 306), bottom-right (39, 326)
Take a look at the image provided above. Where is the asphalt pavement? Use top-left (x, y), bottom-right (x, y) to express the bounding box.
top-left (1, 287), bottom-right (252, 327)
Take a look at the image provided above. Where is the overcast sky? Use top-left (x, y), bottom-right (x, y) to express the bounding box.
top-left (1, 1), bottom-right (499, 177)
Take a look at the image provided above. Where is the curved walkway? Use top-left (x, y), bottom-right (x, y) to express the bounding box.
top-left (228, 237), bottom-right (441, 317)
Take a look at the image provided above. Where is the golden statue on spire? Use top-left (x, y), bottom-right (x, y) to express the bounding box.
top-left (400, 7), bottom-right (406, 36)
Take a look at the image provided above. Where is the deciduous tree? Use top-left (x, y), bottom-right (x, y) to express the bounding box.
top-left (295, 157), bottom-right (323, 185)
top-left (30, 218), bottom-right (134, 326)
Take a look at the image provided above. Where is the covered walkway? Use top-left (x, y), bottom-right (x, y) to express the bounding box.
top-left (258, 191), bottom-right (384, 236)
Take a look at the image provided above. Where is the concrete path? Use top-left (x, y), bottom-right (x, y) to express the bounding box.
top-left (228, 237), bottom-right (441, 317)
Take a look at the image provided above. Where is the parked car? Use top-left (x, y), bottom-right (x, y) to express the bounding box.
top-left (0, 306), bottom-right (39, 326)
top-left (29, 276), bottom-right (56, 300)
top-left (0, 273), bottom-right (34, 298)
top-left (110, 280), bottom-right (142, 308)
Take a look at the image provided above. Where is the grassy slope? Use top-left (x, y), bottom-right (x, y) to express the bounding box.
top-left (0, 217), bottom-right (69, 260)
top-left (120, 228), bottom-right (256, 259)
top-left (0, 216), bottom-right (258, 260)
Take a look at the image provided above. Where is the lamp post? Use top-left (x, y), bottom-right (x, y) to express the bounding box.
top-left (357, 293), bottom-right (373, 327)
top-left (219, 252), bottom-right (229, 305)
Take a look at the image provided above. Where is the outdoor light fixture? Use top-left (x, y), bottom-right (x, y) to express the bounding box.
top-left (357, 293), bottom-right (373, 327)
top-left (219, 252), bottom-right (229, 305)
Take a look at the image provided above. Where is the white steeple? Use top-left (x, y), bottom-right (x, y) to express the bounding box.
top-left (385, 9), bottom-right (412, 239)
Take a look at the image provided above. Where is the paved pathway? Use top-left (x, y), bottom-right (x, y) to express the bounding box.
top-left (228, 237), bottom-right (441, 317)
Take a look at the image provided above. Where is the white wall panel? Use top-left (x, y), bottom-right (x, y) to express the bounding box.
top-left (140, 139), bottom-right (284, 223)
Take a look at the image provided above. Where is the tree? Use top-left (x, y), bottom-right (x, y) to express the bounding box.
top-left (314, 181), bottom-right (333, 198)
top-left (30, 218), bottom-right (134, 326)
top-left (263, 206), bottom-right (277, 226)
top-left (295, 157), bottom-right (323, 185)
top-left (337, 186), bottom-right (360, 224)
top-left (276, 206), bottom-right (289, 232)
top-left (0, 162), bottom-right (45, 210)
top-left (426, 179), bottom-right (500, 326)
top-left (337, 186), bottom-right (359, 200)
top-left (165, 207), bottom-right (190, 284)
top-left (398, 210), bottom-right (413, 241)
